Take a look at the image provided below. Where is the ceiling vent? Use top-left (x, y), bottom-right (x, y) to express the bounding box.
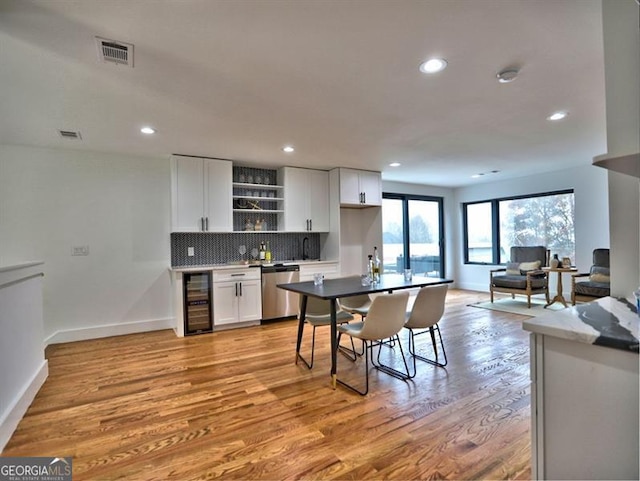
top-left (95, 37), bottom-right (134, 67)
top-left (58, 130), bottom-right (82, 140)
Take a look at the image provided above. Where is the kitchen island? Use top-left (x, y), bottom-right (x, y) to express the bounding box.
top-left (523, 296), bottom-right (638, 480)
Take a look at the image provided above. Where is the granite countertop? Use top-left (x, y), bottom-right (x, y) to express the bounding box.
top-left (523, 296), bottom-right (639, 353)
top-left (170, 259), bottom-right (337, 272)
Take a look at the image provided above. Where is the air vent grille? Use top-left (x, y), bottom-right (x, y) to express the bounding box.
top-left (95, 37), bottom-right (134, 67)
top-left (59, 130), bottom-right (82, 140)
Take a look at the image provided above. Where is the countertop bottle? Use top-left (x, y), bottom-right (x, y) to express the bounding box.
top-left (373, 246), bottom-right (381, 282)
top-left (265, 241), bottom-right (272, 263)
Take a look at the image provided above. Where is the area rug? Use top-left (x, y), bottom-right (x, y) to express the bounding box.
top-left (469, 297), bottom-right (567, 317)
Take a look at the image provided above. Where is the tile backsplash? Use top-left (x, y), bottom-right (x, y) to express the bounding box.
top-left (171, 232), bottom-right (321, 267)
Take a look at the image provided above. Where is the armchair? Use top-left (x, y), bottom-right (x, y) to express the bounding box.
top-left (571, 248), bottom-right (610, 305)
top-left (490, 246), bottom-right (550, 308)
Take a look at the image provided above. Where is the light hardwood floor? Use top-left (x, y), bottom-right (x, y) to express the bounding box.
top-left (3, 290), bottom-right (533, 480)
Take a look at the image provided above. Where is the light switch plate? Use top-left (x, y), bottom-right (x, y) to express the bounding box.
top-left (72, 245), bottom-right (90, 256)
top-left (187, 247), bottom-right (195, 257)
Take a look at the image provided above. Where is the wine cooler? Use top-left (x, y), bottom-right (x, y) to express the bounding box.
top-left (183, 272), bottom-right (213, 335)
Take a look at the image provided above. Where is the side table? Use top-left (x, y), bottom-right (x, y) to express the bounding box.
top-left (542, 266), bottom-right (578, 308)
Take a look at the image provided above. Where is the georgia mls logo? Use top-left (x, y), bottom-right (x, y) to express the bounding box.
top-left (0, 456), bottom-right (72, 481)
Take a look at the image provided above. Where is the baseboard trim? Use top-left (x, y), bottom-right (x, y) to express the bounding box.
top-left (0, 360), bottom-right (48, 453)
top-left (457, 282), bottom-right (490, 293)
top-left (45, 317), bottom-right (174, 346)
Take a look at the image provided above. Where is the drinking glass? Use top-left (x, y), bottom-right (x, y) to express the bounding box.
top-left (404, 269), bottom-right (413, 281)
top-left (313, 273), bottom-right (324, 286)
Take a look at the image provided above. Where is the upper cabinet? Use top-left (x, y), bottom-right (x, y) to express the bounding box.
top-left (281, 167), bottom-right (330, 232)
top-left (338, 168), bottom-right (382, 207)
top-left (171, 155), bottom-right (232, 232)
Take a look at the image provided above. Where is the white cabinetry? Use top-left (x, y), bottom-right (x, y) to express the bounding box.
top-left (299, 262), bottom-right (339, 282)
top-left (171, 155), bottom-right (232, 232)
top-left (212, 268), bottom-right (262, 326)
top-left (338, 168), bottom-right (382, 207)
top-left (524, 298), bottom-right (639, 481)
top-left (282, 167), bottom-right (329, 232)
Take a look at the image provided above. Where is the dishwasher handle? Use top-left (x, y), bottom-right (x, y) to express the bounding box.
top-left (261, 265), bottom-right (300, 274)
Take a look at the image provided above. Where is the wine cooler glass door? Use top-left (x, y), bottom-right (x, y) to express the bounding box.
top-left (184, 272), bottom-right (213, 335)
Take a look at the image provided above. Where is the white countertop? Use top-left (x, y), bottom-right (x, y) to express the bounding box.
top-left (523, 296), bottom-right (639, 353)
top-left (170, 259), bottom-right (338, 272)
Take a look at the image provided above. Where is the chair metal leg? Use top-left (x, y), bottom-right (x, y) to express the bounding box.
top-left (407, 325), bottom-right (448, 377)
top-left (299, 326), bottom-right (358, 369)
top-left (337, 340), bottom-right (370, 395)
top-left (297, 324), bottom-right (317, 369)
top-left (371, 334), bottom-right (411, 381)
top-left (337, 332), bottom-right (358, 362)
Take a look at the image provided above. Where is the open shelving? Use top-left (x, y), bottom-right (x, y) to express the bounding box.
top-left (232, 166), bottom-right (283, 232)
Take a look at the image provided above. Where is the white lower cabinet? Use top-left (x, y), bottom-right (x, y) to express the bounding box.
top-left (529, 333), bottom-right (639, 480)
top-left (299, 262), bottom-right (339, 282)
top-left (212, 268), bottom-right (262, 326)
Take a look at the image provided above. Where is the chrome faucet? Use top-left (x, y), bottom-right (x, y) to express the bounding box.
top-left (302, 236), bottom-right (309, 260)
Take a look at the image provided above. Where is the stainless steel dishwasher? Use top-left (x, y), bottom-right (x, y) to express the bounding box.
top-left (261, 264), bottom-right (300, 320)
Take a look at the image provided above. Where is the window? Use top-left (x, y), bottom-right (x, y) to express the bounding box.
top-left (464, 202), bottom-right (493, 263)
top-left (463, 190), bottom-right (575, 265)
top-left (383, 193), bottom-right (444, 277)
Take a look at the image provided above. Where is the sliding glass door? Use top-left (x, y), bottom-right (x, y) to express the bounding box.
top-left (382, 193), bottom-right (444, 278)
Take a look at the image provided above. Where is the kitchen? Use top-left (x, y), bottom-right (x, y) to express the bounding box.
top-left (169, 156), bottom-right (383, 336)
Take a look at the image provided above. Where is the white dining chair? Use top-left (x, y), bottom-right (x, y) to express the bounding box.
top-left (336, 291), bottom-right (410, 395)
top-left (296, 296), bottom-right (355, 369)
top-left (404, 284), bottom-right (448, 377)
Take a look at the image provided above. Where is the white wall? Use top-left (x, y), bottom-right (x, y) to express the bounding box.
top-left (454, 164), bottom-right (609, 292)
top-left (339, 207), bottom-right (382, 276)
top-left (0, 144), bottom-right (173, 343)
top-left (600, 0), bottom-right (640, 300)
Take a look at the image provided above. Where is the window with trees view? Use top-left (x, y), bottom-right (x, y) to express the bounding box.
top-left (382, 194), bottom-right (444, 278)
top-left (463, 190), bottom-right (575, 265)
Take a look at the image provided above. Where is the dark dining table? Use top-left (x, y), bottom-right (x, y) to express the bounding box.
top-left (278, 274), bottom-right (454, 388)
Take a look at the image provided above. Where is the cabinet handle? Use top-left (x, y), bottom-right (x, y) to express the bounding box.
top-left (205, 217), bottom-right (209, 231)
top-left (309, 219), bottom-right (312, 231)
top-left (362, 192), bottom-right (366, 204)
top-left (200, 217), bottom-right (204, 231)
top-left (231, 273), bottom-right (246, 277)
top-left (235, 282), bottom-right (238, 297)
top-left (239, 282), bottom-right (243, 296)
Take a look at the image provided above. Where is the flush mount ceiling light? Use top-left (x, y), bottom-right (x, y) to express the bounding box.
top-left (496, 69), bottom-right (519, 83)
top-left (389, 162), bottom-right (401, 167)
top-left (282, 145), bottom-right (295, 153)
top-left (419, 58), bottom-right (448, 74)
top-left (547, 111), bottom-right (568, 121)
top-left (140, 126), bottom-right (156, 134)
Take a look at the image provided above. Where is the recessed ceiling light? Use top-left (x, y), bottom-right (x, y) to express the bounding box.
top-left (496, 69), bottom-right (519, 83)
top-left (471, 174), bottom-right (483, 178)
top-left (389, 162), bottom-right (401, 167)
top-left (282, 145), bottom-right (295, 153)
top-left (547, 111), bottom-right (568, 121)
top-left (419, 58), bottom-right (448, 74)
top-left (140, 126), bottom-right (156, 134)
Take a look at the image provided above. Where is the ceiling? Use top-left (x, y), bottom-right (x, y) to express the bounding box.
top-left (0, 0), bottom-right (607, 187)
